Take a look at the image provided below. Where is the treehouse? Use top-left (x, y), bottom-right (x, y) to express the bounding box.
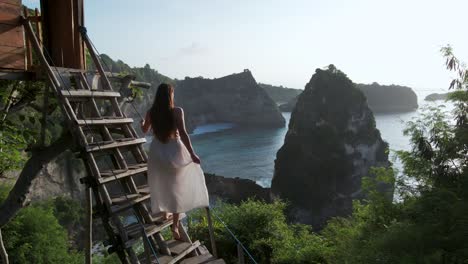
top-left (0, 1), bottom-right (227, 263)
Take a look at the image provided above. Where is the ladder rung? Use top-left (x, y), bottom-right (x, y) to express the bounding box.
top-left (77, 117), bottom-right (133, 125)
top-left (138, 254), bottom-right (173, 264)
top-left (109, 193), bottom-right (151, 215)
top-left (180, 254), bottom-right (216, 264)
top-left (61, 90), bottom-right (121, 98)
top-left (137, 241), bottom-right (200, 264)
top-left (125, 214), bottom-right (187, 248)
top-left (99, 165), bottom-right (148, 184)
top-left (86, 138), bottom-right (146, 152)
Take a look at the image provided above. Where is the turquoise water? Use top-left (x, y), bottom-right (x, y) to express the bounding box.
top-left (190, 112), bottom-right (412, 187)
top-left (146, 92), bottom-right (453, 188)
top-left (189, 93), bottom-right (453, 187)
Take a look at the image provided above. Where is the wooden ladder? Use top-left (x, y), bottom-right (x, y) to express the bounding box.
top-left (22, 18), bottom-right (224, 264)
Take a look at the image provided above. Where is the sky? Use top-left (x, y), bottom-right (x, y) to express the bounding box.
top-left (24, 0), bottom-right (468, 91)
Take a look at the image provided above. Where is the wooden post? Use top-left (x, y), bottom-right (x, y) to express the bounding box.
top-left (85, 187), bottom-right (92, 264)
top-left (205, 207), bottom-right (218, 258)
top-left (237, 244), bottom-right (245, 264)
top-left (34, 8), bottom-right (42, 66)
top-left (0, 229), bottom-right (8, 264)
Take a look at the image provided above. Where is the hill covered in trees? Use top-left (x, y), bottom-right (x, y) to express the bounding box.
top-left (258, 83), bottom-right (302, 104)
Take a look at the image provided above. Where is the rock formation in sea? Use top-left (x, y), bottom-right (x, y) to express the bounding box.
top-left (174, 70), bottom-right (285, 132)
top-left (356, 82), bottom-right (418, 112)
top-left (278, 82), bottom-right (418, 113)
top-left (425, 92), bottom-right (449, 101)
top-left (204, 173), bottom-right (271, 203)
top-left (271, 65), bottom-right (392, 228)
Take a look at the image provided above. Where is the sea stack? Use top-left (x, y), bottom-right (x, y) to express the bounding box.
top-left (175, 70), bottom-right (285, 132)
top-left (271, 65), bottom-right (391, 228)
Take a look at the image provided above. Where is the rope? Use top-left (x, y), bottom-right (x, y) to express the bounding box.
top-left (79, 28), bottom-right (160, 264)
top-left (209, 207), bottom-right (258, 264)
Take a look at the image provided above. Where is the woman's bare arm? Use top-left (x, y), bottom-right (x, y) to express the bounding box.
top-left (140, 111), bottom-right (152, 134)
top-left (175, 107), bottom-right (200, 163)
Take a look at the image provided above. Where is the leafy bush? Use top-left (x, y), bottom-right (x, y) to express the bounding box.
top-left (188, 199), bottom-right (328, 264)
top-left (0, 185), bottom-right (83, 264)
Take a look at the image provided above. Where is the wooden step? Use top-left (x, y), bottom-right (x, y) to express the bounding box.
top-left (77, 117), bottom-right (133, 126)
top-left (98, 164), bottom-right (148, 184)
top-left (109, 193), bottom-right (151, 215)
top-left (180, 253), bottom-right (216, 264)
top-left (61, 90), bottom-right (121, 98)
top-left (125, 213), bottom-right (188, 248)
top-left (167, 240), bottom-right (201, 264)
top-left (86, 138), bottom-right (146, 152)
top-left (138, 254), bottom-right (173, 264)
top-left (124, 219), bottom-right (174, 248)
top-left (137, 241), bottom-right (200, 264)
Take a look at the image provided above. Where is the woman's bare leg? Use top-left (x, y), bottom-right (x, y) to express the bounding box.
top-left (171, 213), bottom-right (181, 240)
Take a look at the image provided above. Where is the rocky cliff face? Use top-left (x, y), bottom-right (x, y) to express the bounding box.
top-left (204, 173), bottom-right (271, 203)
top-left (271, 66), bottom-right (391, 228)
top-left (175, 70), bottom-right (285, 132)
top-left (2, 151), bottom-right (86, 203)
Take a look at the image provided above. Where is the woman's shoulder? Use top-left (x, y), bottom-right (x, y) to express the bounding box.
top-left (173, 107), bottom-right (184, 115)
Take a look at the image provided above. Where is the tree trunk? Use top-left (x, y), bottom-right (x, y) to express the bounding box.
top-left (0, 132), bottom-right (72, 227)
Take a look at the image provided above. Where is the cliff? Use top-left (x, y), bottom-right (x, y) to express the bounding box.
top-left (258, 83), bottom-right (302, 105)
top-left (271, 66), bottom-right (391, 228)
top-left (356, 82), bottom-right (418, 112)
top-left (425, 92), bottom-right (449, 101)
top-left (94, 55), bottom-right (285, 132)
top-left (175, 70), bottom-right (285, 132)
top-left (279, 82), bottom-right (418, 113)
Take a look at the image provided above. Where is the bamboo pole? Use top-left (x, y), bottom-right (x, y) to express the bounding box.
top-left (205, 207), bottom-right (218, 258)
top-left (40, 86), bottom-right (49, 146)
top-left (85, 187), bottom-right (92, 264)
top-left (0, 229), bottom-right (8, 264)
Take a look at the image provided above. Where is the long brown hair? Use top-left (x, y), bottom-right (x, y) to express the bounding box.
top-left (149, 83), bottom-right (176, 142)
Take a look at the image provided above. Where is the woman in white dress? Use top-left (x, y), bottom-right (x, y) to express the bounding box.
top-left (140, 83), bottom-right (209, 240)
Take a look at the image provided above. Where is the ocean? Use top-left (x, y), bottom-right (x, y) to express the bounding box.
top-left (148, 91), bottom-right (453, 188)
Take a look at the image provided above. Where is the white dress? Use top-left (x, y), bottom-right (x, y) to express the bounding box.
top-left (147, 135), bottom-right (209, 214)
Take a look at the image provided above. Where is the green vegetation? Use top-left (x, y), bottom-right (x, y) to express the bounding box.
top-left (89, 53), bottom-right (173, 86)
top-left (0, 185), bottom-right (83, 264)
top-left (258, 83), bottom-right (302, 104)
top-left (189, 200), bottom-right (328, 263)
